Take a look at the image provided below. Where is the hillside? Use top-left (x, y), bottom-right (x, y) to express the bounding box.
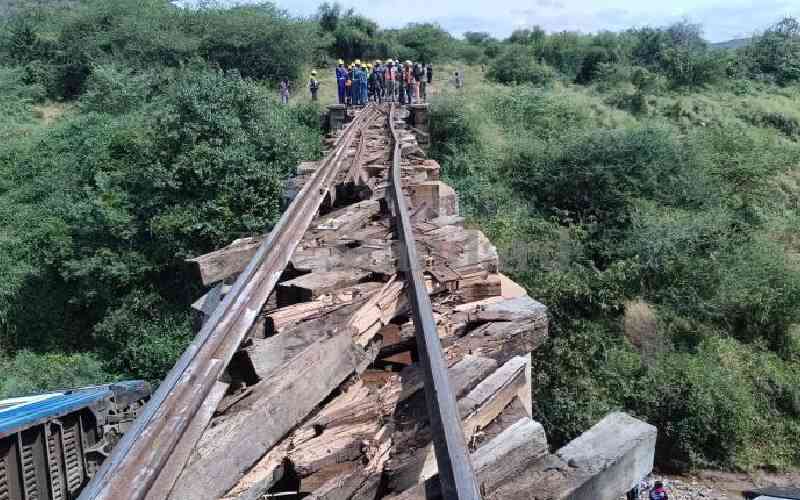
top-left (712, 37), bottom-right (753, 49)
top-left (0, 0), bottom-right (799, 475)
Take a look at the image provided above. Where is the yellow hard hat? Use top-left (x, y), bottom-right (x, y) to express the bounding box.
top-left (311, 70), bottom-right (317, 75)
top-left (348, 65), bottom-right (353, 69)
top-left (337, 59), bottom-right (344, 65)
top-left (355, 59), bottom-right (361, 65)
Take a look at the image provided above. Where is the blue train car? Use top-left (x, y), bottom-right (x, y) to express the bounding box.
top-left (0, 381), bottom-right (151, 500)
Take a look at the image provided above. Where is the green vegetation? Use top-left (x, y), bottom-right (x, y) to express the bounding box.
top-left (2, 0), bottom-right (800, 476)
top-left (428, 19), bottom-right (800, 471)
top-left (0, 0), bottom-right (324, 396)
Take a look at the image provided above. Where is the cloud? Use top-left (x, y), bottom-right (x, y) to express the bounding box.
top-left (199, 0), bottom-right (800, 42)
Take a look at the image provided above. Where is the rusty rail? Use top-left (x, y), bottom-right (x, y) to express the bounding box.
top-left (79, 104), bottom-right (379, 500)
top-left (387, 104), bottom-right (482, 499)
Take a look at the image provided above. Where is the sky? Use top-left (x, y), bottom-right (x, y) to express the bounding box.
top-left (237, 0), bottom-right (799, 43)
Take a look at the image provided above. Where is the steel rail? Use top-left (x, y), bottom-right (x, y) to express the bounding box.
top-left (387, 104), bottom-right (482, 499)
top-left (79, 104), bottom-right (379, 500)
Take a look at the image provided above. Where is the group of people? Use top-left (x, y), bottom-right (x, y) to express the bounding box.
top-left (336, 59), bottom-right (432, 106)
top-left (278, 59), bottom-right (435, 106)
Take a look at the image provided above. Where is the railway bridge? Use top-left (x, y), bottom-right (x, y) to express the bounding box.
top-left (52, 103), bottom-right (656, 500)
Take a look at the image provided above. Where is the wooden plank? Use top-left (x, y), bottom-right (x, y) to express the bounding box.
top-left (303, 427), bottom-right (392, 500)
top-left (312, 200), bottom-right (380, 238)
top-left (262, 282), bottom-right (383, 337)
top-left (347, 278), bottom-right (406, 347)
top-left (388, 418), bottom-right (549, 500)
top-left (225, 442), bottom-right (290, 499)
top-left (145, 381), bottom-right (229, 500)
top-left (187, 237), bottom-right (264, 286)
top-left (168, 306), bottom-right (383, 500)
top-left (277, 269), bottom-right (372, 307)
top-left (289, 382), bottom-right (382, 479)
top-left (386, 356), bottom-right (530, 493)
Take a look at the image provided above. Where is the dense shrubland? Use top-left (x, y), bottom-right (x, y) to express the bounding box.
top-left (0, 0), bottom-right (482, 397)
top-left (429, 21), bottom-right (800, 470)
top-left (2, 0), bottom-right (800, 475)
top-left (0, 0), bottom-right (323, 394)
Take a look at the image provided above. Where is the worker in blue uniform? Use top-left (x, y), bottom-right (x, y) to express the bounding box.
top-left (335, 59), bottom-right (347, 104)
top-left (353, 60), bottom-right (366, 105)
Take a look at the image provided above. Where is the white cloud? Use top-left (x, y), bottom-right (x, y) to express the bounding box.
top-left (202, 0), bottom-right (799, 42)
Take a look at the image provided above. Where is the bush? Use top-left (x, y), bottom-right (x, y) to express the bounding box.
top-left (428, 93), bottom-right (483, 157)
top-left (506, 125), bottom-right (709, 229)
top-left (93, 290), bottom-right (193, 381)
top-left (711, 239), bottom-right (800, 351)
top-left (743, 17), bottom-right (800, 85)
top-left (80, 63), bottom-right (155, 114)
top-left (0, 351), bottom-right (115, 398)
top-left (487, 46), bottom-right (557, 85)
top-left (0, 69), bottom-right (322, 379)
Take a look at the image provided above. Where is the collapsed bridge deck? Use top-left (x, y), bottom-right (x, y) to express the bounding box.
top-left (78, 104), bottom-right (655, 500)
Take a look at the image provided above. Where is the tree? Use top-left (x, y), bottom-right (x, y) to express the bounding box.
top-left (332, 13), bottom-right (378, 59)
top-left (464, 31), bottom-right (492, 45)
top-left (487, 45), bottom-right (556, 85)
top-left (317, 1), bottom-right (341, 33)
top-left (745, 17), bottom-right (800, 84)
top-left (396, 23), bottom-right (453, 63)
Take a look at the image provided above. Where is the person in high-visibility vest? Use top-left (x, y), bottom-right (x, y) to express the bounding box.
top-left (385, 61), bottom-right (396, 103)
top-left (309, 71), bottom-right (320, 102)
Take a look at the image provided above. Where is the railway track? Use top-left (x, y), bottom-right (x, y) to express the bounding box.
top-left (81, 105), bottom-right (383, 500)
top-left (76, 102), bottom-right (642, 500)
top-left (386, 105), bottom-right (481, 500)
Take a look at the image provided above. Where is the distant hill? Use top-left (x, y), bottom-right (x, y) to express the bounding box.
top-left (712, 37), bottom-right (753, 50)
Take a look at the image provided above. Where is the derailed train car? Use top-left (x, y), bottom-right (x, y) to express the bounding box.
top-left (0, 381), bottom-right (151, 500)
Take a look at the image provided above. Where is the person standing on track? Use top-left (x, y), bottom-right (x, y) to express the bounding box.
top-left (335, 59), bottom-right (347, 104)
top-left (403, 61), bottom-right (415, 105)
top-left (309, 70), bottom-right (320, 102)
top-left (279, 78), bottom-right (290, 105)
top-left (361, 63), bottom-right (372, 104)
top-left (374, 60), bottom-right (385, 102)
top-left (345, 65), bottom-right (353, 105)
top-left (385, 60), bottom-right (396, 103)
top-left (426, 63), bottom-right (433, 84)
top-left (356, 60), bottom-right (368, 105)
top-left (353, 60), bottom-right (364, 105)
top-left (367, 64), bottom-right (376, 102)
top-left (415, 62), bottom-right (426, 102)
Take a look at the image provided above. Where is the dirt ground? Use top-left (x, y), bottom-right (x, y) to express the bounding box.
top-left (627, 470), bottom-right (800, 499)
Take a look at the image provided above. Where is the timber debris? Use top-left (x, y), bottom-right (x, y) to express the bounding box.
top-left (98, 104), bottom-right (655, 500)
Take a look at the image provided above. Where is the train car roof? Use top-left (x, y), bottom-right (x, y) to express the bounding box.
top-left (0, 381), bottom-right (148, 439)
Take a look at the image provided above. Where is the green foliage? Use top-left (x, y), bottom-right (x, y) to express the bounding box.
top-left (711, 239), bottom-right (800, 351)
top-left (191, 4), bottom-right (315, 82)
top-left (315, 3), bottom-right (459, 63)
top-left (487, 45), bottom-right (557, 85)
top-left (80, 63), bottom-right (155, 114)
top-left (0, 351), bottom-right (115, 398)
top-left (0, 0), bottom-right (315, 100)
top-left (429, 59), bottom-right (800, 470)
top-left (92, 290), bottom-right (192, 381)
top-left (0, 68), bottom-right (322, 382)
top-left (744, 17), bottom-right (800, 85)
